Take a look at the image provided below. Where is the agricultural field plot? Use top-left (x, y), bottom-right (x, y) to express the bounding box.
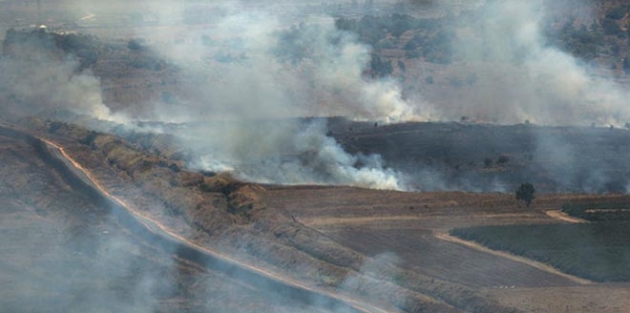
top-left (264, 186), bottom-right (588, 288)
top-left (562, 201), bottom-right (630, 221)
top-left (297, 213), bottom-right (557, 232)
top-left (265, 186), bottom-right (564, 229)
top-left (451, 222), bottom-right (630, 282)
top-left (324, 228), bottom-right (578, 288)
top-left (482, 284), bottom-right (630, 313)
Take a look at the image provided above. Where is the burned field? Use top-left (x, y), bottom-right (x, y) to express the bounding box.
top-left (328, 119), bottom-right (630, 194)
top-left (562, 200), bottom-right (630, 221)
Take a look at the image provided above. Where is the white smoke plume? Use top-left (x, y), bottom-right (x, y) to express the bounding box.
top-left (0, 1), bottom-right (417, 190)
top-left (192, 120), bottom-right (402, 189)
top-left (0, 56), bottom-right (112, 120)
top-left (430, 0), bottom-right (630, 126)
top-left (128, 4), bottom-right (414, 190)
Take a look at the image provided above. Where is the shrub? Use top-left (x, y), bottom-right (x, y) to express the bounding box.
top-left (483, 157), bottom-right (492, 168)
top-left (515, 182), bottom-right (535, 207)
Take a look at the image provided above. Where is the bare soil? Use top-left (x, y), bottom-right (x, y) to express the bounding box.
top-left (482, 284), bottom-right (630, 313)
top-left (545, 210), bottom-right (588, 224)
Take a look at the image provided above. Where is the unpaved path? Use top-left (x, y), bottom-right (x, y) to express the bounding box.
top-left (301, 213), bottom-right (548, 227)
top-left (29, 135), bottom-right (390, 313)
top-left (434, 231), bottom-right (593, 285)
top-left (545, 210), bottom-right (587, 223)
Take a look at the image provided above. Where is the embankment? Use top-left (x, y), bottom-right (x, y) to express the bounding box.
top-left (0, 124), bottom-right (375, 313)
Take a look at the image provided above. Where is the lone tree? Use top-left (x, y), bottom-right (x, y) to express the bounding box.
top-left (516, 183), bottom-right (535, 207)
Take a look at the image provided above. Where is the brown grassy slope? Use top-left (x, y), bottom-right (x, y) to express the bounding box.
top-left (20, 118), bottom-right (520, 313)
top-left (0, 130), bottom-right (328, 313)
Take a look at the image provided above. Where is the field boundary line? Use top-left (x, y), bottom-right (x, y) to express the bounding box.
top-left (301, 215), bottom-right (427, 226)
top-left (434, 231), bottom-right (593, 285)
top-left (545, 210), bottom-right (588, 223)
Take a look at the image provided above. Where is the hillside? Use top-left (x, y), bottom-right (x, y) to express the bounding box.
top-left (2, 1), bottom-right (630, 313)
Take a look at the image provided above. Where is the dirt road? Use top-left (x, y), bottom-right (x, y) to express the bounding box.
top-left (44, 138), bottom-right (391, 313)
top-left (0, 124), bottom-right (392, 313)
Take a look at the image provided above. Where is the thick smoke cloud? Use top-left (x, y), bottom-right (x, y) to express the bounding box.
top-left (190, 120), bottom-right (402, 189)
top-left (115, 0), bottom-right (630, 193)
top-left (128, 3), bottom-right (416, 190)
top-left (0, 1), bottom-right (415, 190)
top-left (432, 0), bottom-right (630, 126)
top-left (441, 0), bottom-right (630, 193)
top-left (0, 45), bottom-right (111, 120)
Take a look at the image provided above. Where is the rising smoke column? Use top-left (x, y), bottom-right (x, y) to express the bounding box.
top-left (0, 29), bottom-right (118, 121)
top-left (0, 1), bottom-right (412, 190)
top-left (437, 0), bottom-right (630, 126)
top-left (0, 52), bottom-right (112, 120)
top-left (190, 120), bottom-right (402, 189)
top-left (138, 5), bottom-right (416, 190)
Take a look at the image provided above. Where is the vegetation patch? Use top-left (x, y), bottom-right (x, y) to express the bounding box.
top-left (451, 222), bottom-right (630, 282)
top-left (562, 201), bottom-right (630, 221)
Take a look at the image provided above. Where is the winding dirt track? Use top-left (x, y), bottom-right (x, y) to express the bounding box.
top-left (44, 142), bottom-right (389, 313)
top-left (0, 125), bottom-right (391, 313)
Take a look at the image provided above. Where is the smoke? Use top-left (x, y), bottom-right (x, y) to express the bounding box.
top-left (0, 0), bottom-right (419, 190)
top-left (189, 120), bottom-right (402, 189)
top-left (447, 0), bottom-right (630, 193)
top-left (0, 54), bottom-right (112, 120)
top-left (428, 0), bottom-right (630, 126)
top-left (0, 135), bottom-right (350, 313)
top-left (0, 136), bottom-right (172, 312)
top-left (148, 6), bottom-right (420, 122)
top-left (6, 0), bottom-right (630, 193)
top-left (128, 3), bottom-right (416, 190)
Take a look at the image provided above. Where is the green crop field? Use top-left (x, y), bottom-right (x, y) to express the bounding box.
top-left (451, 222), bottom-right (630, 282)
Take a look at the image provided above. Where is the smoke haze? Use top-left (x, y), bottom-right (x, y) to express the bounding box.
top-left (3, 0), bottom-right (630, 192)
top-left (425, 0), bottom-right (630, 126)
top-left (0, 46), bottom-right (111, 120)
top-left (5, 1), bottom-right (630, 312)
top-left (113, 2), bottom-right (418, 190)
